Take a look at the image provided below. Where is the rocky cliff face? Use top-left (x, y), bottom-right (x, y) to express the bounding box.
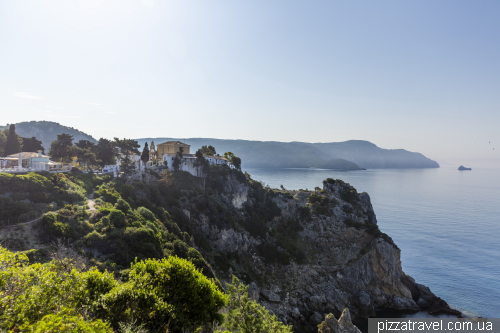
top-left (179, 175), bottom-right (459, 332)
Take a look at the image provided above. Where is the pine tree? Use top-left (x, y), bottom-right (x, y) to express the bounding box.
top-left (21, 137), bottom-right (45, 153)
top-left (5, 124), bottom-right (21, 156)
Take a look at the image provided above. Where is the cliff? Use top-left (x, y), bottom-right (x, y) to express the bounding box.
top-left (168, 172), bottom-right (458, 331)
top-left (2, 167), bottom-right (458, 332)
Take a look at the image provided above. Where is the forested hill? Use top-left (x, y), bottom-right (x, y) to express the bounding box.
top-left (136, 138), bottom-right (440, 169)
top-left (0, 121), bottom-right (96, 151)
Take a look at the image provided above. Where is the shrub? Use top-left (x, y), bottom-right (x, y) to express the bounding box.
top-left (218, 276), bottom-right (292, 333)
top-left (108, 209), bottom-right (126, 228)
top-left (0, 247), bottom-right (226, 333)
top-left (23, 311), bottom-right (112, 333)
top-left (40, 212), bottom-right (70, 237)
top-left (114, 199), bottom-right (131, 214)
top-left (137, 207), bottom-right (155, 222)
top-left (341, 188), bottom-right (358, 204)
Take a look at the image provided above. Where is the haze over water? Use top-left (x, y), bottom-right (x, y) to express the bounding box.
top-left (245, 166), bottom-right (500, 318)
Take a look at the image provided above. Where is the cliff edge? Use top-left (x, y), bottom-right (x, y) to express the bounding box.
top-left (174, 174), bottom-right (460, 332)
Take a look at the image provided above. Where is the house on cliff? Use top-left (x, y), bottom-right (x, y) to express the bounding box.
top-left (154, 141), bottom-right (227, 177)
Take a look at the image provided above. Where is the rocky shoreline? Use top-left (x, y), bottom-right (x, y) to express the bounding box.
top-left (184, 176), bottom-right (461, 332)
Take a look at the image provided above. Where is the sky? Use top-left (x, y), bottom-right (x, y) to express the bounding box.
top-left (1, 0), bottom-right (499, 166)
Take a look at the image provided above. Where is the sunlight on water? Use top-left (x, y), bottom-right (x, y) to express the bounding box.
top-left (244, 166), bottom-right (500, 317)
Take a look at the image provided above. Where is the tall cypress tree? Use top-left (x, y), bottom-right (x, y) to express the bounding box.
top-left (141, 142), bottom-right (149, 166)
top-left (5, 124), bottom-right (21, 156)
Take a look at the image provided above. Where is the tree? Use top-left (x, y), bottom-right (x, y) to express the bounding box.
top-left (224, 152), bottom-right (242, 171)
top-left (140, 142), bottom-right (149, 169)
top-left (75, 140), bottom-right (98, 172)
top-left (49, 133), bottom-right (76, 163)
top-left (232, 156), bottom-right (242, 171)
top-left (173, 156), bottom-right (181, 172)
top-left (0, 131), bottom-right (7, 156)
top-left (5, 124), bottom-right (22, 156)
top-left (199, 145), bottom-right (216, 156)
top-left (21, 137), bottom-right (45, 153)
top-left (96, 138), bottom-right (117, 168)
top-left (114, 138), bottom-right (140, 177)
top-left (172, 147), bottom-right (184, 172)
top-left (194, 149), bottom-right (210, 179)
top-left (216, 276), bottom-right (292, 333)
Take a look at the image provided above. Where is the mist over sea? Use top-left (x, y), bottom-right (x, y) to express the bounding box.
top-left (244, 166), bottom-right (500, 318)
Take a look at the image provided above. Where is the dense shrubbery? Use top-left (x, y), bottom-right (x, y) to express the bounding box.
top-left (0, 246), bottom-right (225, 332)
top-left (0, 172), bottom-right (108, 226)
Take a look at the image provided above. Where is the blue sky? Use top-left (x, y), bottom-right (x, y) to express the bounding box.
top-left (1, 0), bottom-right (499, 165)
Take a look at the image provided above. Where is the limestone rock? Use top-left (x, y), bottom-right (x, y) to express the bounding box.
top-left (391, 296), bottom-right (420, 311)
top-left (318, 308), bottom-right (362, 333)
top-left (261, 289), bottom-right (281, 303)
top-left (248, 282), bottom-right (260, 301)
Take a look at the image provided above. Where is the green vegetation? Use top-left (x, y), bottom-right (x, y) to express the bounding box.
top-left (223, 152), bottom-right (242, 171)
top-left (5, 124), bottom-right (22, 156)
top-left (0, 124), bottom-right (44, 157)
top-left (215, 276), bottom-right (293, 333)
top-left (21, 137), bottom-right (45, 154)
top-left (199, 144), bottom-right (217, 156)
top-left (0, 246), bottom-right (225, 332)
top-left (0, 172), bottom-right (107, 226)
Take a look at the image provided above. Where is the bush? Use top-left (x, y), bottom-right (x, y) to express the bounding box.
top-left (137, 207), bottom-right (155, 222)
top-left (341, 188), bottom-right (358, 204)
top-left (0, 247), bottom-right (227, 333)
top-left (108, 209), bottom-right (126, 228)
top-left (23, 311), bottom-right (112, 333)
top-left (95, 256), bottom-right (226, 332)
top-left (40, 212), bottom-right (70, 237)
top-left (218, 276), bottom-right (292, 333)
top-left (114, 199), bottom-right (131, 214)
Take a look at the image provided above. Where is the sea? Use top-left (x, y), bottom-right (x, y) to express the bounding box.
top-left (244, 166), bottom-right (500, 318)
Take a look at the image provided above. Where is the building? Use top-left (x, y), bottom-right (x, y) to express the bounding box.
top-left (156, 141), bottom-right (191, 155)
top-left (0, 151), bottom-right (72, 173)
top-left (155, 141), bottom-right (227, 177)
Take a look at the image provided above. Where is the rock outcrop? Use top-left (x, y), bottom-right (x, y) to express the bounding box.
top-left (318, 309), bottom-right (362, 333)
top-left (181, 176), bottom-right (460, 332)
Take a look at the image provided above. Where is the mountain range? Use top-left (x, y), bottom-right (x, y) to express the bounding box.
top-left (1, 121), bottom-right (439, 169)
top-left (136, 137), bottom-right (439, 169)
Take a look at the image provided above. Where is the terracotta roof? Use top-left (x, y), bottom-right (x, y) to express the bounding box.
top-left (7, 152), bottom-right (49, 159)
top-left (157, 141), bottom-right (190, 147)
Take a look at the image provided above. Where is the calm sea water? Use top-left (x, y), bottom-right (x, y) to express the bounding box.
top-left (244, 166), bottom-right (500, 318)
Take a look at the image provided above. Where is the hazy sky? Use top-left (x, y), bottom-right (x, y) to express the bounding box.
top-left (1, 0), bottom-right (499, 164)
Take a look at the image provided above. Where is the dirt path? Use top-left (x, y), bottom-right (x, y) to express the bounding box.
top-left (1, 192), bottom-right (97, 230)
top-left (87, 192), bottom-right (96, 213)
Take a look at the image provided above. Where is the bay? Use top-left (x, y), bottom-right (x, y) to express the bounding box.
top-left (244, 166), bottom-right (500, 317)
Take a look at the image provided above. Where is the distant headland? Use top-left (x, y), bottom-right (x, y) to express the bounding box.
top-left (136, 138), bottom-right (440, 170)
top-left (0, 121), bottom-right (440, 170)
top-left (458, 165), bottom-right (472, 171)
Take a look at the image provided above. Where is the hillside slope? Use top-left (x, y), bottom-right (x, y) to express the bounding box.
top-left (2, 167), bottom-right (459, 332)
top-left (0, 121), bottom-right (96, 151)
